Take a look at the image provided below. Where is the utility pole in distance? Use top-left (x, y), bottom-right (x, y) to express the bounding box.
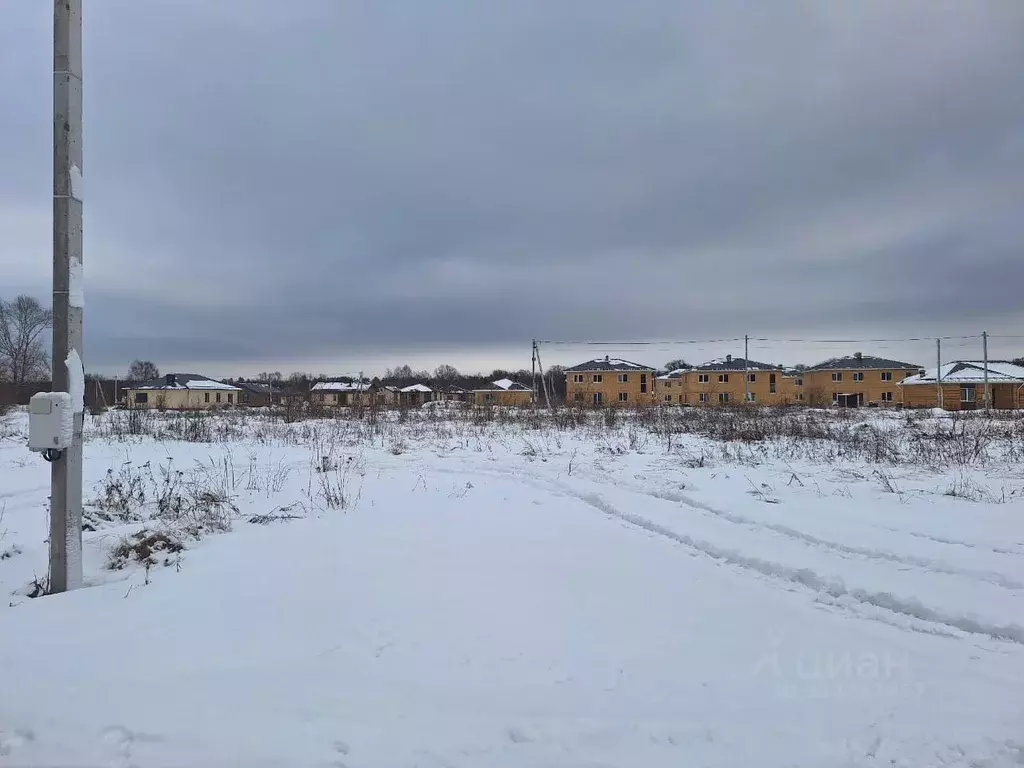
top-left (50, 0), bottom-right (84, 593)
top-left (982, 330), bottom-right (990, 413)
top-left (744, 334), bottom-right (750, 405)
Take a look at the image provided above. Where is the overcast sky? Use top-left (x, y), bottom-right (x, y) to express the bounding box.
top-left (2, 1), bottom-right (1023, 377)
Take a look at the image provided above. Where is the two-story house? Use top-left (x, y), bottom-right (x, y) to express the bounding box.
top-left (658, 356), bottom-right (790, 405)
top-left (802, 353), bottom-right (921, 407)
top-left (565, 357), bottom-right (657, 406)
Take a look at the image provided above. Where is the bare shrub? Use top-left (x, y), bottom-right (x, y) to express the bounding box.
top-left (108, 529), bottom-right (184, 570)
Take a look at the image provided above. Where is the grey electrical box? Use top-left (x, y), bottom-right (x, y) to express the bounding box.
top-left (28, 392), bottom-right (74, 452)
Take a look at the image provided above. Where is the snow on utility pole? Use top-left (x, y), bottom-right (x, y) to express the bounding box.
top-left (50, 0), bottom-right (84, 593)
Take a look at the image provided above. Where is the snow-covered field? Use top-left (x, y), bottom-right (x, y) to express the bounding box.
top-left (1, 405), bottom-right (1023, 767)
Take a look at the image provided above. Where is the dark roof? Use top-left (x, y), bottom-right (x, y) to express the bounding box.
top-left (690, 357), bottom-right (781, 372)
top-left (565, 357), bottom-right (654, 372)
top-left (235, 381), bottom-right (275, 395)
top-left (807, 355), bottom-right (921, 371)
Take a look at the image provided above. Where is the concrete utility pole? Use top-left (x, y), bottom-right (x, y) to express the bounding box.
top-left (531, 339), bottom-right (537, 405)
top-left (935, 338), bottom-right (942, 411)
top-left (744, 334), bottom-right (750, 405)
top-left (50, 0), bottom-right (84, 593)
top-left (982, 330), bottom-right (990, 413)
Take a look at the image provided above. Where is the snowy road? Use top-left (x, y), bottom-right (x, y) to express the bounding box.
top-left (2, 414), bottom-right (1024, 766)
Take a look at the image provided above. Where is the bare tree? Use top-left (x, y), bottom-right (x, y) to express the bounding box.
top-left (433, 364), bottom-right (460, 381)
top-left (664, 359), bottom-right (690, 372)
top-left (0, 295), bottom-right (52, 385)
top-left (128, 360), bottom-right (159, 381)
top-left (257, 371), bottom-right (283, 384)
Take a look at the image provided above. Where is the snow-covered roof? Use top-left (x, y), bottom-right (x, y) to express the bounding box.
top-left (400, 383), bottom-right (433, 393)
top-left (475, 379), bottom-right (531, 392)
top-left (311, 381), bottom-right (369, 392)
top-left (565, 357), bottom-right (653, 372)
top-left (132, 374), bottom-right (240, 392)
top-left (899, 361), bottom-right (1024, 386)
top-left (807, 355), bottom-right (920, 371)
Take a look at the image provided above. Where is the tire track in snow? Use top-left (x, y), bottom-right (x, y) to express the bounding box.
top-left (564, 486), bottom-right (1024, 646)
top-left (584, 476), bottom-right (1024, 591)
top-left (423, 461), bottom-right (1024, 645)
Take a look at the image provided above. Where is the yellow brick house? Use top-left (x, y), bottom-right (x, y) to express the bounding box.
top-left (565, 357), bottom-right (658, 406)
top-left (657, 356), bottom-right (791, 405)
top-left (802, 353), bottom-right (921, 407)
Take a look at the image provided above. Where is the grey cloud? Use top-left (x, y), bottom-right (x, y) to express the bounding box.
top-left (1, 1), bottom-right (1023, 375)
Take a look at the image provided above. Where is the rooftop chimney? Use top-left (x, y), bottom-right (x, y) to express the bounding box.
top-left (726, 354), bottom-right (733, 363)
top-left (854, 352), bottom-right (863, 360)
top-left (165, 373), bottom-right (177, 386)
top-left (605, 355), bottom-right (610, 362)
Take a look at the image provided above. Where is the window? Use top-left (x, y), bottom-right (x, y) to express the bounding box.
top-left (592, 374), bottom-right (603, 383)
top-left (795, 377), bottom-right (803, 387)
top-left (747, 373), bottom-right (756, 383)
top-left (573, 374), bottom-right (585, 384)
top-left (745, 392), bottom-right (756, 403)
top-left (852, 372), bottom-right (864, 382)
top-left (796, 393), bottom-right (804, 402)
top-left (769, 373), bottom-right (777, 394)
top-left (617, 373), bottom-right (628, 383)
top-left (593, 392), bottom-right (604, 405)
top-left (134, 392), bottom-right (148, 404)
top-left (698, 392), bottom-right (709, 403)
top-left (679, 394), bottom-right (686, 403)
top-left (332, 393), bottom-right (339, 404)
top-left (719, 374), bottom-right (729, 383)
top-left (881, 371), bottom-right (893, 381)
top-left (573, 392), bottom-right (583, 402)
top-left (663, 381), bottom-right (672, 388)
top-left (664, 395), bottom-right (672, 403)
top-left (618, 392), bottom-right (628, 402)
top-left (640, 373), bottom-right (648, 393)
top-left (227, 393), bottom-right (233, 404)
top-left (485, 393), bottom-right (494, 402)
top-left (832, 372), bottom-right (843, 382)
top-left (832, 392), bottom-right (838, 403)
top-left (215, 393), bottom-right (222, 403)
top-left (961, 386), bottom-right (976, 403)
top-left (239, 393), bottom-right (248, 404)
top-left (204, 392), bottom-right (210, 403)
top-left (698, 374), bottom-right (710, 384)
top-left (880, 392), bottom-right (893, 402)
top-left (719, 393), bottom-right (730, 404)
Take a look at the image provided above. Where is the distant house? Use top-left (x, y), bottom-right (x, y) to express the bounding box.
top-left (234, 381), bottom-right (282, 407)
top-left (657, 355), bottom-right (790, 406)
top-left (311, 381), bottom-right (370, 407)
top-left (899, 360), bottom-right (1024, 410)
top-left (398, 383), bottom-right (434, 407)
top-left (803, 353), bottom-right (921, 407)
top-left (435, 384), bottom-right (471, 403)
top-left (565, 356), bottom-right (656, 406)
top-left (124, 373), bottom-right (242, 410)
top-left (472, 378), bottom-right (532, 406)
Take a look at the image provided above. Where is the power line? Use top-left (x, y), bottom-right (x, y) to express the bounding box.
top-left (538, 334), bottom-right (986, 347)
top-left (538, 338), bottom-right (744, 346)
